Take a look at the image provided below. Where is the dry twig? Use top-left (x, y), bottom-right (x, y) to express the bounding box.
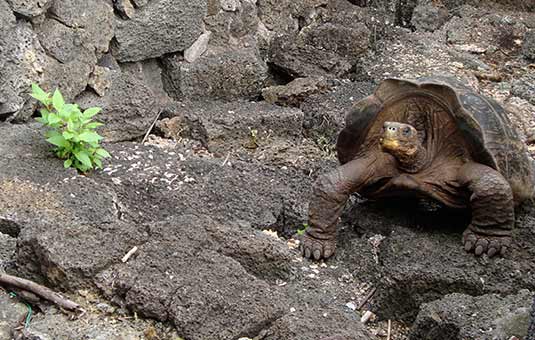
top-left (0, 273), bottom-right (81, 311)
top-left (358, 287), bottom-right (377, 310)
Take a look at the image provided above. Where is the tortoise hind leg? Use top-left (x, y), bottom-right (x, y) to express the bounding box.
top-left (303, 154), bottom-right (393, 260)
top-left (457, 163), bottom-right (515, 257)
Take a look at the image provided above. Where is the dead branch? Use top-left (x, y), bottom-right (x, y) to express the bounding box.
top-left (358, 287), bottom-right (377, 310)
top-left (0, 273), bottom-right (81, 311)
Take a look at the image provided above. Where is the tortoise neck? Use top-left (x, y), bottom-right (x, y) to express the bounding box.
top-left (395, 143), bottom-right (428, 173)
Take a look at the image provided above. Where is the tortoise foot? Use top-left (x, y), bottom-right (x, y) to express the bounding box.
top-left (301, 233), bottom-right (337, 260)
top-left (462, 227), bottom-right (511, 257)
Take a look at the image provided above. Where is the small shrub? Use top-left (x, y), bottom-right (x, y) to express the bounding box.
top-left (31, 83), bottom-right (110, 173)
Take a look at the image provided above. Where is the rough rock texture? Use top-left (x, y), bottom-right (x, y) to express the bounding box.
top-left (97, 215), bottom-right (289, 340)
top-left (163, 48), bottom-right (268, 101)
top-left (76, 64), bottom-right (163, 142)
top-left (523, 30), bottom-right (535, 60)
top-left (300, 80), bottom-right (376, 144)
top-left (512, 73), bottom-right (535, 106)
top-left (339, 199), bottom-right (535, 323)
top-left (5, 0), bottom-right (52, 17)
top-left (411, 1), bottom-right (449, 32)
top-left (267, 0), bottom-right (373, 78)
top-left (19, 308), bottom-right (148, 340)
top-left (155, 100), bottom-right (304, 156)
top-left (262, 76), bottom-right (331, 107)
top-left (48, 0), bottom-right (114, 55)
top-left (0, 233), bottom-right (16, 270)
top-left (0, 291), bottom-right (27, 340)
top-left (204, 0), bottom-right (259, 47)
top-left (113, 0), bottom-right (207, 62)
top-left (409, 290), bottom-right (532, 340)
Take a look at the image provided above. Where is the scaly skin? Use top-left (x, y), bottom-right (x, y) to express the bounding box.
top-left (302, 153), bottom-right (395, 260)
top-left (457, 163), bottom-right (514, 257)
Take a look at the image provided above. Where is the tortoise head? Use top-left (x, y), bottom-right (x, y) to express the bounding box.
top-left (380, 121), bottom-right (427, 172)
top-left (380, 122), bottom-right (419, 156)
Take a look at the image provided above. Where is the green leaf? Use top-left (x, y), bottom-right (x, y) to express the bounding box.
top-left (47, 113), bottom-right (61, 125)
top-left (79, 131), bottom-right (103, 143)
top-left (83, 107), bottom-right (101, 119)
top-left (62, 131), bottom-right (75, 140)
top-left (46, 133), bottom-right (69, 148)
top-left (64, 159), bottom-right (73, 168)
top-left (74, 150), bottom-right (92, 169)
top-left (84, 122), bottom-right (104, 129)
top-left (30, 83), bottom-right (49, 103)
top-left (95, 148), bottom-right (111, 158)
top-left (93, 158), bottom-right (102, 169)
top-left (52, 89), bottom-right (65, 111)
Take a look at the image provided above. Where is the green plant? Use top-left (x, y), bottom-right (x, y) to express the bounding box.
top-left (297, 223), bottom-right (309, 235)
top-left (31, 83), bottom-right (110, 172)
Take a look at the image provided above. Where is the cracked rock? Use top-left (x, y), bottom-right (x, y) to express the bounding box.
top-left (5, 0), bottom-right (52, 17)
top-left (409, 290), bottom-right (533, 340)
top-left (113, 0), bottom-right (206, 62)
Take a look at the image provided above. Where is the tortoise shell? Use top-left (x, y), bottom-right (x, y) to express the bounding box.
top-left (336, 75), bottom-right (535, 202)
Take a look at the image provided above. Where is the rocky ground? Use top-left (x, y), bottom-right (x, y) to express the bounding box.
top-left (0, 0), bottom-right (535, 339)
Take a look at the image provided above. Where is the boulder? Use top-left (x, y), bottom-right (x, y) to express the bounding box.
top-left (0, 21), bottom-right (47, 120)
top-left (204, 0), bottom-right (259, 47)
top-left (163, 48), bottom-right (268, 101)
top-left (268, 22), bottom-right (370, 78)
top-left (5, 0), bottom-right (52, 17)
top-left (409, 290), bottom-right (533, 340)
top-left (155, 100), bottom-right (303, 156)
top-left (267, 0), bottom-right (370, 78)
top-left (113, 0), bottom-right (206, 62)
top-left (262, 76), bottom-right (331, 107)
top-left (75, 65), bottom-right (163, 142)
top-left (48, 0), bottom-right (114, 55)
top-left (96, 215), bottom-right (290, 340)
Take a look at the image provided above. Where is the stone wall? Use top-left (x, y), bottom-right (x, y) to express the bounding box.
top-left (0, 0), bottom-right (382, 141)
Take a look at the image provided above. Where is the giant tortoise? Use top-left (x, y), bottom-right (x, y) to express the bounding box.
top-left (302, 75), bottom-right (535, 260)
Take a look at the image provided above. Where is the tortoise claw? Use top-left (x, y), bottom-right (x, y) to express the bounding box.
top-left (462, 227), bottom-right (511, 258)
top-left (301, 233), bottom-right (337, 260)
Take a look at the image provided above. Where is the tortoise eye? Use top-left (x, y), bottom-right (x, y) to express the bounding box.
top-left (402, 127), bottom-right (411, 135)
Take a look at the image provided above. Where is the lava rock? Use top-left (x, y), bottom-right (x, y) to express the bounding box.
top-left (0, 233), bottom-right (16, 269)
top-left (269, 21), bottom-right (370, 78)
top-left (264, 306), bottom-right (375, 340)
top-left (0, 291), bottom-right (28, 340)
top-left (48, 0), bottom-right (114, 56)
top-left (5, 0), bottom-right (52, 17)
top-left (163, 48), bottom-right (268, 101)
top-left (262, 76), bottom-right (331, 107)
top-left (409, 290), bottom-right (533, 340)
top-left (96, 214), bottom-right (290, 340)
top-left (300, 80), bottom-right (375, 144)
top-left (523, 30), bottom-right (535, 61)
top-left (19, 308), bottom-right (147, 340)
top-left (358, 200), bottom-right (535, 323)
top-left (512, 73), bottom-right (535, 106)
top-left (113, 0), bottom-right (206, 62)
top-left (155, 100), bottom-right (303, 155)
top-left (411, 1), bottom-right (449, 32)
top-left (76, 65), bottom-right (163, 142)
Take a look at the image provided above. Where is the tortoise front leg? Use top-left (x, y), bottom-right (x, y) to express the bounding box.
top-left (457, 163), bottom-right (514, 257)
top-left (303, 154), bottom-right (391, 260)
